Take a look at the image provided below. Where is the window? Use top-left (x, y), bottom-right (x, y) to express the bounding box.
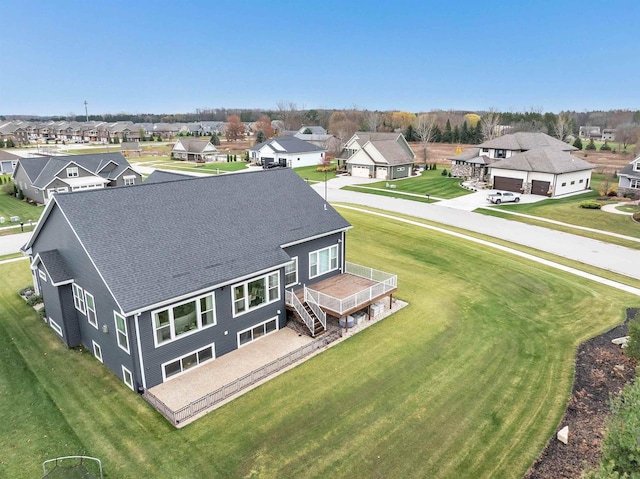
top-left (579, 179), bottom-right (584, 183)
top-left (49, 317), bottom-right (63, 336)
top-left (570, 180), bottom-right (575, 185)
top-left (72, 284), bottom-right (86, 314)
top-left (85, 291), bottom-right (98, 328)
top-left (39, 269), bottom-right (47, 282)
top-left (397, 167), bottom-right (405, 172)
top-left (238, 317), bottom-right (278, 347)
top-left (232, 272), bottom-right (280, 316)
top-left (309, 245), bottom-right (339, 279)
top-left (114, 312), bottom-right (130, 353)
top-left (122, 366), bottom-right (134, 390)
top-left (284, 258), bottom-right (298, 287)
top-left (635, 162), bottom-right (640, 171)
top-left (561, 182), bottom-right (567, 187)
top-left (66, 167), bottom-right (79, 177)
top-left (630, 179), bottom-right (640, 189)
top-left (162, 344), bottom-right (215, 380)
top-left (482, 148), bottom-right (489, 153)
top-left (495, 149), bottom-right (507, 159)
top-left (123, 175), bottom-right (136, 186)
top-left (92, 341), bottom-right (103, 363)
top-left (152, 293), bottom-right (216, 346)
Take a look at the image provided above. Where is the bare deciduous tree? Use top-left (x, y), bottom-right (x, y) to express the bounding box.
top-left (615, 124), bottom-right (640, 150)
top-left (415, 113), bottom-right (438, 163)
top-left (480, 109), bottom-right (501, 141)
top-left (553, 113), bottom-right (573, 141)
top-left (276, 101), bottom-right (303, 131)
top-left (253, 116), bottom-right (274, 139)
top-left (225, 115), bottom-right (245, 141)
top-left (328, 111), bottom-right (360, 146)
top-left (364, 111), bottom-right (381, 132)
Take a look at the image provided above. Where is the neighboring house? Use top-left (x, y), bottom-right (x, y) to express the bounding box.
top-left (488, 147), bottom-right (594, 196)
top-left (249, 136), bottom-right (326, 168)
top-left (12, 152), bottom-right (141, 204)
top-left (579, 126), bottom-right (602, 139)
top-left (0, 150), bottom-right (21, 175)
top-left (617, 154), bottom-right (640, 198)
top-left (171, 138), bottom-right (218, 162)
top-left (601, 129), bottom-right (616, 141)
top-left (23, 169), bottom-right (397, 394)
top-left (121, 141), bottom-right (142, 157)
top-left (339, 132), bottom-right (415, 180)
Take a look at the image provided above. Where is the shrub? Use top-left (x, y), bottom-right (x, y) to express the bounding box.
top-left (607, 190), bottom-right (618, 197)
top-left (573, 137), bottom-right (583, 150)
top-left (26, 294), bottom-right (43, 306)
top-left (634, 212), bottom-right (640, 222)
top-left (586, 139), bottom-right (597, 150)
top-left (580, 200), bottom-right (602, 209)
top-left (625, 313), bottom-right (640, 360)
top-left (19, 286), bottom-right (34, 296)
top-left (441, 168), bottom-right (448, 176)
top-left (600, 141), bottom-right (612, 151)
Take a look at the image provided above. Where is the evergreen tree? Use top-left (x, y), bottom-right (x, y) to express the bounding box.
top-left (472, 122), bottom-right (483, 143)
top-left (599, 141), bottom-right (612, 151)
top-left (460, 121), bottom-right (469, 144)
top-left (404, 124), bottom-right (416, 142)
top-left (442, 119), bottom-right (452, 143)
top-left (432, 124), bottom-right (442, 143)
top-left (585, 138), bottom-right (597, 150)
top-left (210, 134), bottom-right (220, 146)
top-left (572, 136), bottom-right (583, 150)
top-left (256, 130), bottom-right (266, 144)
top-left (452, 125), bottom-right (460, 143)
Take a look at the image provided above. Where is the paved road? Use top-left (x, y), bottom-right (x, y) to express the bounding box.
top-left (314, 181), bottom-right (640, 282)
top-left (0, 232), bottom-right (31, 256)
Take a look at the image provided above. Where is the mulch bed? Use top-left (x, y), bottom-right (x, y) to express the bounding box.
top-left (524, 309), bottom-right (638, 478)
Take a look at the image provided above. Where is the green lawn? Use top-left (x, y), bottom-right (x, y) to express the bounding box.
top-left (0, 187), bottom-right (43, 225)
top-left (345, 169), bottom-right (472, 199)
top-left (294, 164), bottom-right (337, 183)
top-left (476, 190), bottom-right (640, 247)
top-left (0, 210), bottom-right (635, 478)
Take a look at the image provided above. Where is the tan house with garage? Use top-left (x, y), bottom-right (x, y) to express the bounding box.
top-left (488, 147), bottom-right (594, 196)
top-left (340, 132), bottom-right (415, 180)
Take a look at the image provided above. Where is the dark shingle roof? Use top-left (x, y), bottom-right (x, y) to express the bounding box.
top-left (478, 132), bottom-right (577, 151)
top-left (38, 250), bottom-right (73, 284)
top-left (489, 147), bottom-right (594, 174)
top-left (144, 170), bottom-right (194, 184)
top-left (15, 156), bottom-right (51, 182)
top-left (618, 156), bottom-right (640, 178)
top-left (46, 169), bottom-right (350, 313)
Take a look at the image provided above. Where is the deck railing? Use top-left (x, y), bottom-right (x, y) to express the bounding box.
top-left (306, 263), bottom-right (397, 316)
top-left (285, 289), bottom-right (316, 336)
top-left (304, 286), bottom-right (326, 331)
top-left (143, 329), bottom-right (341, 426)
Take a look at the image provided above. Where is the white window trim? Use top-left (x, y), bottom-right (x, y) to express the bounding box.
top-left (49, 317), bottom-right (63, 336)
top-left (309, 244), bottom-right (339, 279)
top-left (39, 269), bottom-right (47, 282)
top-left (92, 341), bottom-right (103, 363)
top-left (151, 292), bottom-right (216, 348)
top-left (284, 257), bottom-right (298, 288)
top-left (630, 179), bottom-right (640, 189)
top-left (231, 271), bottom-right (280, 318)
top-left (161, 343), bottom-right (216, 382)
top-left (114, 312), bottom-right (130, 354)
top-left (85, 290), bottom-right (98, 329)
top-left (123, 175), bottom-right (136, 186)
top-left (67, 167), bottom-right (79, 177)
top-left (237, 317), bottom-right (279, 348)
top-left (72, 283), bottom-right (86, 314)
top-left (122, 365), bottom-right (134, 391)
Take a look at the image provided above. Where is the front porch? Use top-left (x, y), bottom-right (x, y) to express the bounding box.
top-left (285, 262), bottom-right (397, 337)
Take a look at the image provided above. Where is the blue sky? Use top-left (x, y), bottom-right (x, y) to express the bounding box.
top-left (1, 0), bottom-right (638, 116)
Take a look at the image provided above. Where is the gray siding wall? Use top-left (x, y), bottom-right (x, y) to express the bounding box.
top-left (389, 165), bottom-right (410, 180)
top-left (38, 272), bottom-right (80, 347)
top-left (283, 232), bottom-right (344, 288)
top-left (13, 164), bottom-right (44, 204)
top-left (31, 205), bottom-right (138, 390)
top-left (112, 168), bottom-right (142, 187)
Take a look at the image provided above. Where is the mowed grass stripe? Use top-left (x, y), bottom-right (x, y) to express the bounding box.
top-left (0, 210), bottom-right (635, 478)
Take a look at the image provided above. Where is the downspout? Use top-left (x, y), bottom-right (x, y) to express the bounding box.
top-left (134, 313), bottom-right (147, 391)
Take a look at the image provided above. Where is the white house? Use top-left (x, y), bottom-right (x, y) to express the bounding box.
top-left (617, 154), bottom-right (640, 198)
top-left (171, 139), bottom-right (218, 162)
top-left (488, 147), bottom-right (594, 196)
top-left (249, 137), bottom-right (326, 168)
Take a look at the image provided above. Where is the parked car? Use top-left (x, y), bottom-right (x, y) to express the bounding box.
top-left (487, 191), bottom-right (521, 204)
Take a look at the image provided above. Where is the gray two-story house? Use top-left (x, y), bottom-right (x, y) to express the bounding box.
top-left (23, 169), bottom-right (397, 393)
top-left (12, 152), bottom-right (141, 204)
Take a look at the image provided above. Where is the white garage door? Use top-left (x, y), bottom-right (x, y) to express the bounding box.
top-left (351, 165), bottom-right (370, 178)
top-left (376, 167), bottom-right (388, 179)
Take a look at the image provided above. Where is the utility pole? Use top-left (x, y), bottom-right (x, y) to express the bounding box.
top-left (84, 100), bottom-right (89, 122)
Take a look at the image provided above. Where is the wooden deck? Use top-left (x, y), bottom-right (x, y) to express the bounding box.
top-left (295, 273), bottom-right (397, 318)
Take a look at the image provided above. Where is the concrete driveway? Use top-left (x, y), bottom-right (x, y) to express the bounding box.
top-left (434, 190), bottom-right (548, 211)
top-left (0, 232), bottom-right (31, 256)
